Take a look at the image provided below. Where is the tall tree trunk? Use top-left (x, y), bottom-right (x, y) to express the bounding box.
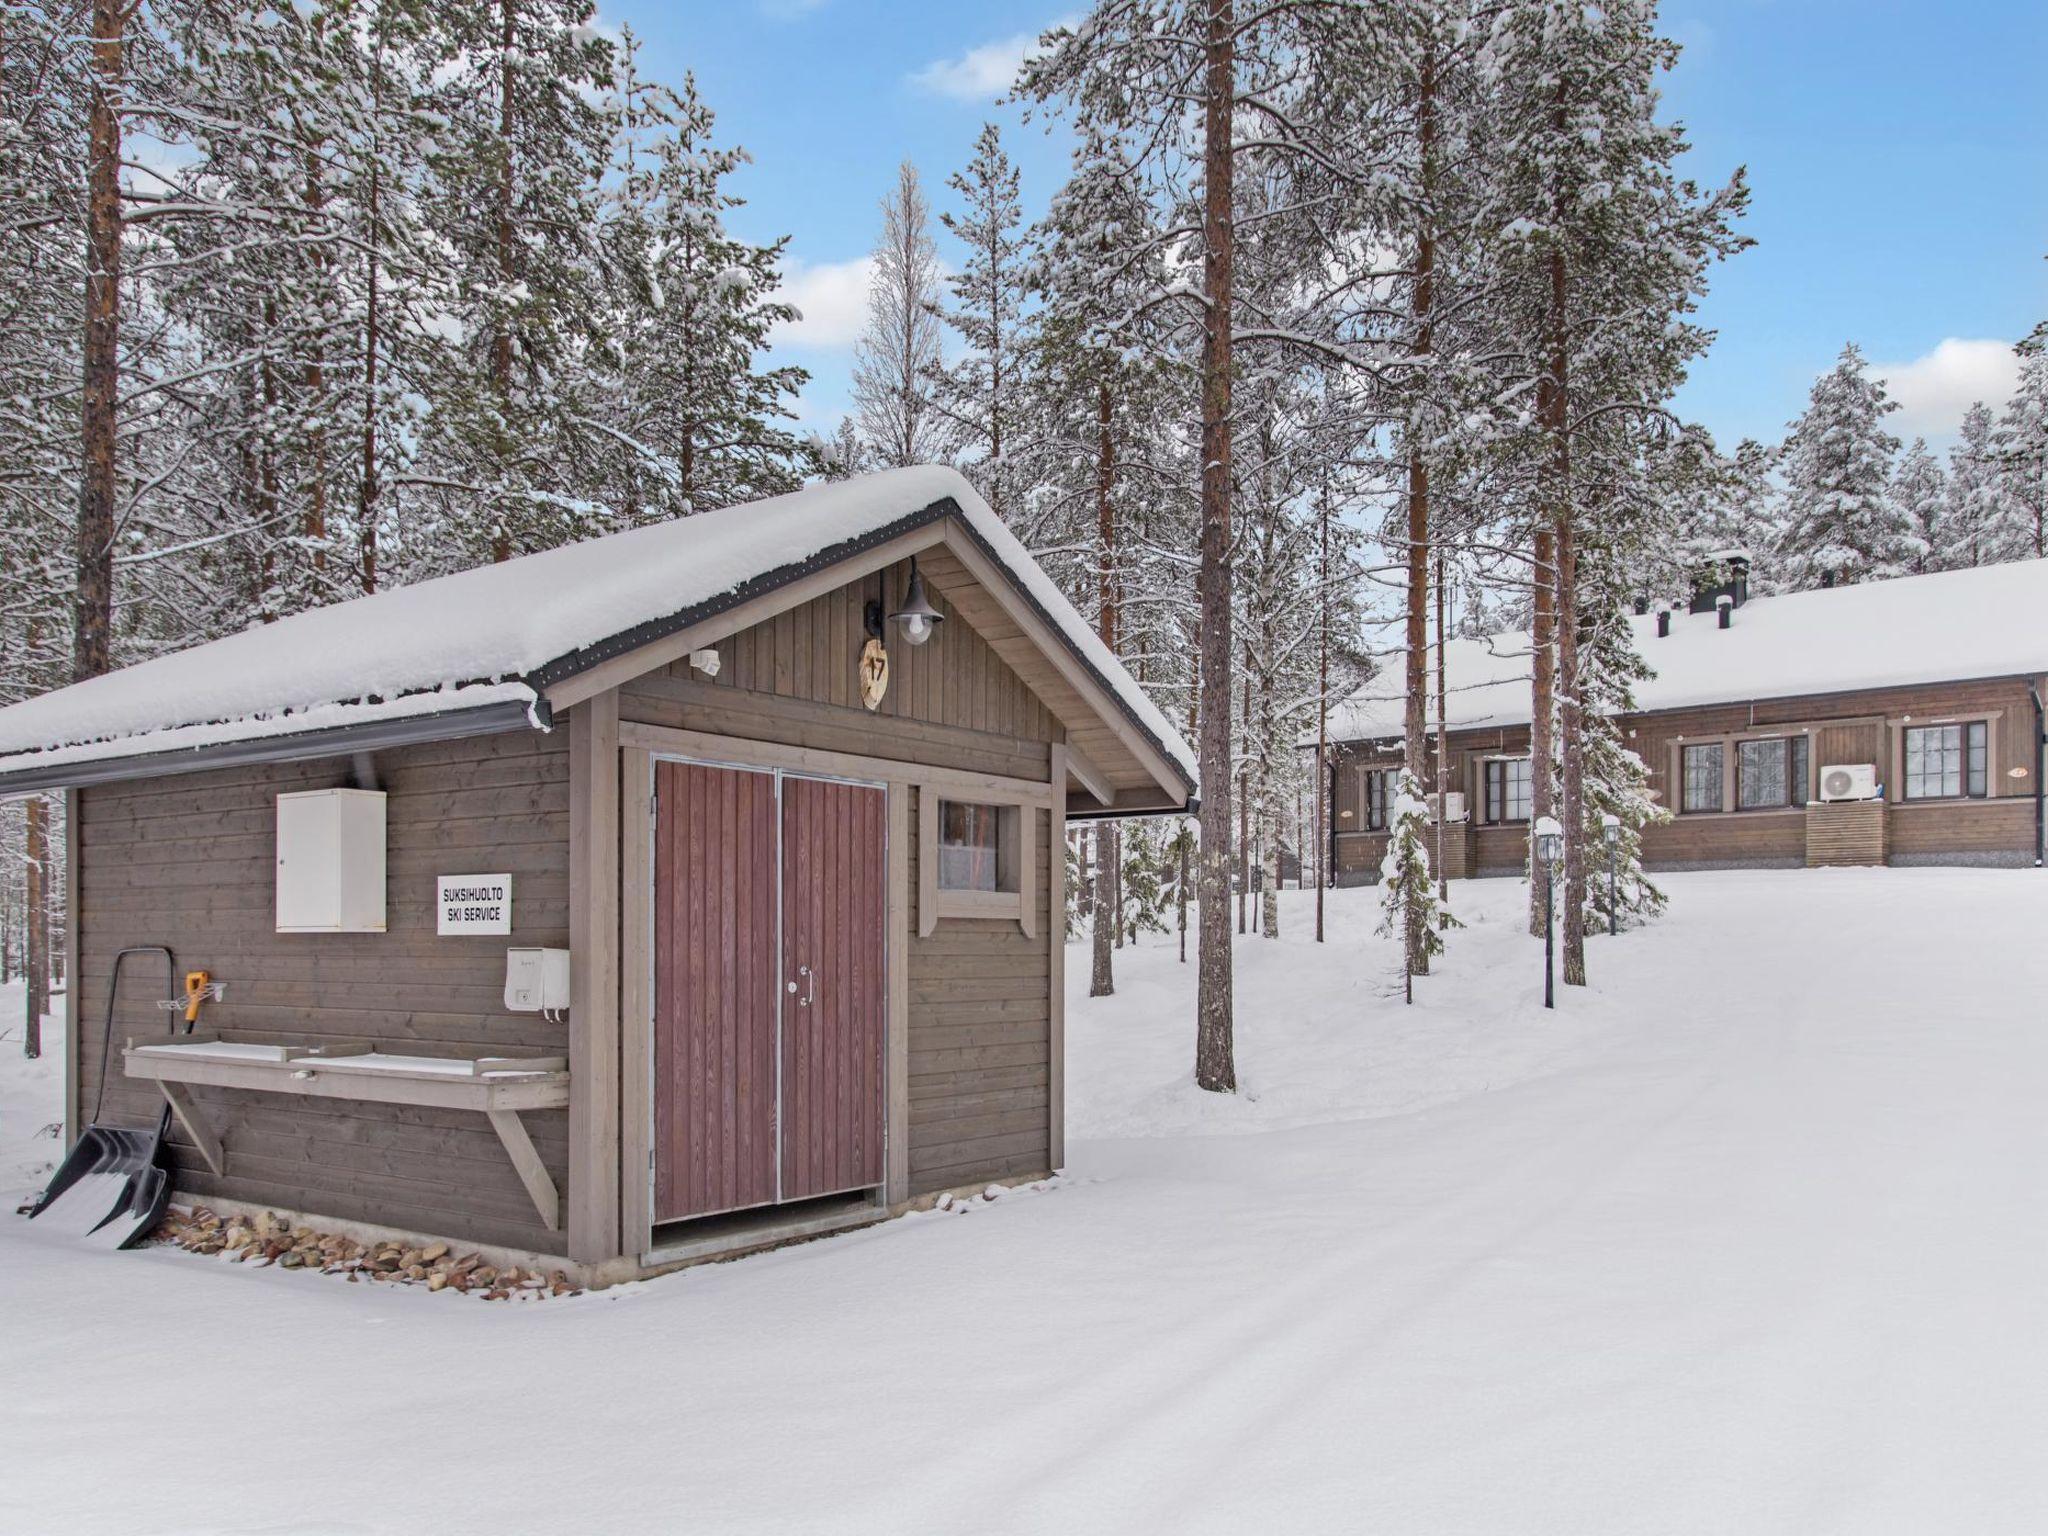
top-left (77, 0), bottom-right (123, 683)
top-left (1314, 483), bottom-right (1329, 943)
top-left (24, 796), bottom-right (46, 1059)
top-left (1401, 39), bottom-right (1437, 975)
top-left (1090, 379), bottom-right (1117, 996)
top-left (1435, 544), bottom-right (1450, 903)
top-left (360, 155), bottom-right (381, 594)
top-left (1193, 0), bottom-right (1236, 1094)
top-left (304, 143), bottom-right (327, 578)
top-left (1237, 667), bottom-right (1249, 935)
top-left (1551, 233), bottom-right (1585, 985)
top-left (490, 0), bottom-right (517, 563)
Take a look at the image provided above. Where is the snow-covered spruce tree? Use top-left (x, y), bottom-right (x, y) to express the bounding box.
top-left (1994, 348), bottom-right (2048, 559)
top-left (1485, 0), bottom-right (1748, 977)
top-left (1893, 438), bottom-right (1948, 573)
top-left (852, 161), bottom-right (948, 469)
top-left (415, 0), bottom-right (615, 567)
top-left (600, 54), bottom-right (809, 519)
top-left (0, 0), bottom-right (84, 700)
top-left (1377, 771), bottom-right (1457, 1003)
top-left (936, 123), bottom-right (1028, 520)
top-left (1776, 344), bottom-right (1906, 589)
top-left (1943, 401), bottom-right (2006, 569)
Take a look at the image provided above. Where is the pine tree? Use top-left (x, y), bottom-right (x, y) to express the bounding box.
top-left (1993, 348), bottom-right (2048, 559)
top-left (1777, 344), bottom-right (1906, 588)
top-left (1894, 438), bottom-right (1948, 573)
top-left (936, 123), bottom-right (1027, 519)
top-left (601, 52), bottom-right (810, 519)
top-left (1944, 401), bottom-right (2005, 568)
top-left (418, 0), bottom-right (616, 566)
top-left (852, 162), bottom-right (947, 468)
top-left (1377, 770), bottom-right (1458, 1002)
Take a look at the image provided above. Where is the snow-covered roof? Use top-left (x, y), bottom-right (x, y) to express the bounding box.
top-left (0, 467), bottom-right (1194, 793)
top-left (1326, 558), bottom-right (2048, 743)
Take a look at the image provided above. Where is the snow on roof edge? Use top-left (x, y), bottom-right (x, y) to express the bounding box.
top-left (0, 468), bottom-right (1196, 797)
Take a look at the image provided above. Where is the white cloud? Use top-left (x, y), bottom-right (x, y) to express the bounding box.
top-left (909, 28), bottom-right (1047, 101)
top-left (770, 256), bottom-right (875, 351)
top-left (1873, 338), bottom-right (2021, 439)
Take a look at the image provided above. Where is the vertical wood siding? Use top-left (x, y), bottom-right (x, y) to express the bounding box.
top-left (621, 558), bottom-right (1061, 1215)
top-left (778, 776), bottom-right (887, 1202)
top-left (73, 730), bottom-right (572, 1254)
top-left (653, 760), bottom-right (778, 1223)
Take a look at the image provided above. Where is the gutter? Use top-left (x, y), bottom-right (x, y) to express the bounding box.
top-left (0, 698), bottom-right (538, 796)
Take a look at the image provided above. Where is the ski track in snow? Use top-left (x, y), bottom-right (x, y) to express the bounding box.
top-left (4, 869), bottom-right (2047, 1534)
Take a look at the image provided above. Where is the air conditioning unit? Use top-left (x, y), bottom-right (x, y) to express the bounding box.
top-left (1818, 763), bottom-right (1879, 803)
top-left (1430, 792), bottom-right (1470, 824)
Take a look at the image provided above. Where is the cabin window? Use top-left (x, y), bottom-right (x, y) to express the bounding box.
top-left (1681, 743), bottom-right (1724, 813)
top-left (1903, 722), bottom-right (1988, 801)
top-left (1483, 758), bottom-right (1531, 824)
top-left (1737, 736), bottom-right (1809, 810)
top-left (937, 800), bottom-right (1010, 891)
top-left (1361, 769), bottom-right (1392, 832)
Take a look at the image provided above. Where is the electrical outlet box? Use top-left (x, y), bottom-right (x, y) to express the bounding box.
top-left (275, 789), bottom-right (387, 933)
top-left (504, 947), bottom-right (570, 1013)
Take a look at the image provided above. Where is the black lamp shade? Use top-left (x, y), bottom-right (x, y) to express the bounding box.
top-left (889, 558), bottom-right (944, 646)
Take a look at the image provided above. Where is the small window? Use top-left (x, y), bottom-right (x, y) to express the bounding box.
top-left (1904, 722), bottom-right (1988, 801)
top-left (1362, 769), bottom-right (1392, 832)
top-left (1736, 736), bottom-right (1809, 810)
top-left (938, 801), bottom-right (1010, 891)
top-left (1483, 758), bottom-right (1531, 824)
top-left (1681, 743), bottom-right (1724, 813)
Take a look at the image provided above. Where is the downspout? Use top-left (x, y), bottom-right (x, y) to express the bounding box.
top-left (2030, 682), bottom-right (2045, 868)
top-left (1327, 755), bottom-right (1338, 889)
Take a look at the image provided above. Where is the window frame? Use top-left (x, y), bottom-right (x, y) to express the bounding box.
top-left (1735, 735), bottom-right (1810, 812)
top-left (918, 788), bottom-right (1036, 937)
top-left (1680, 741), bottom-right (1725, 815)
top-left (1482, 756), bottom-right (1532, 826)
top-left (1361, 768), bottom-right (1392, 833)
top-left (1901, 720), bottom-right (1990, 803)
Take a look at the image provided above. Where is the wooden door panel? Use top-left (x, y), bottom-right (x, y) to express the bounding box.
top-left (653, 760), bottom-right (778, 1223)
top-left (780, 777), bottom-right (887, 1202)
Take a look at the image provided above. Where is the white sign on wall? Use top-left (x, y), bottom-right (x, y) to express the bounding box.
top-left (437, 873), bottom-right (512, 936)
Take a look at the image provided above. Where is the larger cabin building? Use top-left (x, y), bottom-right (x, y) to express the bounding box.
top-left (0, 468), bottom-right (1193, 1284)
top-left (1323, 558), bottom-right (2048, 883)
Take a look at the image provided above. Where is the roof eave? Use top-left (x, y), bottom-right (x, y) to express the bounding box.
top-left (0, 697), bottom-right (540, 797)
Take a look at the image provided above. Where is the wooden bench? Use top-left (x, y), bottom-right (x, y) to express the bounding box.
top-left (124, 1038), bottom-right (571, 1231)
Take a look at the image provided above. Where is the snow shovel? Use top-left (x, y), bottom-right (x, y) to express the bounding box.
top-left (25, 945), bottom-right (185, 1249)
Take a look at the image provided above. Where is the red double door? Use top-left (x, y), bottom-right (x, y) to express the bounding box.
top-left (652, 760), bottom-right (887, 1224)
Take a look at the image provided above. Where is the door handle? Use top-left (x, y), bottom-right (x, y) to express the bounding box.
top-left (797, 964), bottom-right (814, 1008)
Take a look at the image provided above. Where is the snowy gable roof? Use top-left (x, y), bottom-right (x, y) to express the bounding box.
top-left (0, 466), bottom-right (1195, 794)
top-left (1327, 558), bottom-right (2048, 743)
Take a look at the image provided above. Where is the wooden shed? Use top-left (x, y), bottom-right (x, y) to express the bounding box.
top-left (0, 468), bottom-right (1194, 1283)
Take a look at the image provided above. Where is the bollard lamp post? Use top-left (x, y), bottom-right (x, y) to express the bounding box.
top-left (1533, 817), bottom-right (1563, 1009)
top-left (1601, 812), bottom-right (1621, 937)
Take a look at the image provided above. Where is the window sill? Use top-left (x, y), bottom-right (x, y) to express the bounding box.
top-left (1893, 796), bottom-right (1997, 809)
top-left (931, 888), bottom-right (1025, 922)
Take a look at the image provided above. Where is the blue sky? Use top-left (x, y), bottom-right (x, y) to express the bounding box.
top-left (606, 0), bottom-right (2048, 452)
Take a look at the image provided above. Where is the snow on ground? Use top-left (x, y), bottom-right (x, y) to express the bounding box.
top-left (6, 870), bottom-right (2048, 1534)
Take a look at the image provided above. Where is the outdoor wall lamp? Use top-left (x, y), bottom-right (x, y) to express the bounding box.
top-left (888, 557), bottom-right (945, 646)
top-left (1534, 818), bottom-right (1563, 1010)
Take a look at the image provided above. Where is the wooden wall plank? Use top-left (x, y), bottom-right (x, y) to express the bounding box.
top-left (567, 691), bottom-right (621, 1263)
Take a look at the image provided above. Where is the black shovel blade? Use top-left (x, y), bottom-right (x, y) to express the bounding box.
top-left (26, 1125), bottom-right (173, 1248)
